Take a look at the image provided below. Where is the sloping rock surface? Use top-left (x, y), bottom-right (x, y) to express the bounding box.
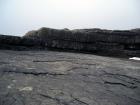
top-left (0, 50), bottom-right (140, 105)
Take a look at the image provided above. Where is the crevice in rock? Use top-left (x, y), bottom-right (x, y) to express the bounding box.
top-left (105, 88), bottom-right (140, 104)
top-left (104, 81), bottom-right (137, 89)
top-left (69, 94), bottom-right (89, 105)
top-left (71, 97), bottom-right (89, 105)
top-left (39, 93), bottom-right (89, 105)
top-left (39, 93), bottom-right (69, 105)
top-left (103, 71), bottom-right (140, 83)
top-left (0, 92), bottom-right (25, 105)
top-left (2, 70), bottom-right (67, 76)
top-left (33, 60), bottom-right (72, 63)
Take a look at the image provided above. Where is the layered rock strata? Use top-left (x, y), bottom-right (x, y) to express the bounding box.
top-left (24, 28), bottom-right (140, 57)
top-left (0, 28), bottom-right (140, 56)
top-left (0, 34), bottom-right (43, 50)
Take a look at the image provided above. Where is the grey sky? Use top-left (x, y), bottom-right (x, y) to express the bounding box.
top-left (0, 0), bottom-right (140, 36)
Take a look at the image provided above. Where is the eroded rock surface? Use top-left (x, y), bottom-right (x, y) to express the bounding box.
top-left (24, 27), bottom-right (140, 57)
top-left (0, 50), bottom-right (140, 105)
top-left (0, 34), bottom-right (45, 50)
top-left (1, 27), bottom-right (140, 57)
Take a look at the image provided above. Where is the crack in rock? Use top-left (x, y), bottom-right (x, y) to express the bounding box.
top-left (0, 92), bottom-right (25, 105)
top-left (39, 93), bottom-right (69, 105)
top-left (106, 88), bottom-right (140, 104)
top-left (39, 93), bottom-right (89, 105)
top-left (33, 60), bottom-right (72, 63)
top-left (103, 71), bottom-right (140, 83)
top-left (102, 72), bottom-right (139, 89)
top-left (104, 81), bottom-right (138, 89)
top-left (70, 95), bottom-right (89, 105)
top-left (2, 70), bottom-right (68, 76)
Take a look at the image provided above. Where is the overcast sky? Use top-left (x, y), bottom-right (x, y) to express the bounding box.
top-left (0, 0), bottom-right (140, 36)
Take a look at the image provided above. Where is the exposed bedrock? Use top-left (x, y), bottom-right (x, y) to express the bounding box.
top-left (24, 27), bottom-right (140, 57)
top-left (0, 50), bottom-right (140, 105)
top-left (0, 28), bottom-right (140, 56)
top-left (0, 34), bottom-right (44, 50)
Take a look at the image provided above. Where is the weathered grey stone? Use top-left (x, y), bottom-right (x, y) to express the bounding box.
top-left (25, 28), bottom-right (139, 44)
top-left (0, 50), bottom-right (140, 105)
top-left (24, 27), bottom-right (140, 57)
top-left (0, 27), bottom-right (140, 56)
top-left (0, 34), bottom-right (45, 50)
top-left (0, 34), bottom-right (21, 45)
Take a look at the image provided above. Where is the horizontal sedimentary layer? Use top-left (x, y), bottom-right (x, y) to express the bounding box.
top-left (24, 27), bottom-right (140, 57)
top-left (0, 27), bottom-right (140, 56)
top-left (24, 28), bottom-right (140, 44)
top-left (0, 34), bottom-right (44, 50)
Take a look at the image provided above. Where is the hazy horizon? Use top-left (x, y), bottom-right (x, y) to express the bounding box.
top-left (0, 0), bottom-right (140, 36)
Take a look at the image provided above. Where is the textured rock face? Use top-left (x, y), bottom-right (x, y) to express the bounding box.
top-left (0, 28), bottom-right (140, 105)
top-left (0, 50), bottom-right (140, 105)
top-left (0, 34), bottom-right (21, 45)
top-left (0, 27), bottom-right (140, 56)
top-left (24, 27), bottom-right (140, 57)
top-left (0, 34), bottom-right (44, 50)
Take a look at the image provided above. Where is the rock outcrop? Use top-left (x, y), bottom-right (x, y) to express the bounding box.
top-left (0, 34), bottom-right (44, 50)
top-left (24, 27), bottom-right (140, 57)
top-left (0, 28), bottom-right (140, 105)
top-left (0, 50), bottom-right (140, 105)
top-left (0, 27), bottom-right (140, 56)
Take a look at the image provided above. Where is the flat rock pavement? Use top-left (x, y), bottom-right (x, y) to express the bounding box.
top-left (0, 50), bottom-right (140, 105)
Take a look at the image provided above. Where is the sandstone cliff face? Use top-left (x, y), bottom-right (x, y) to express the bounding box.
top-left (24, 27), bottom-right (140, 57)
